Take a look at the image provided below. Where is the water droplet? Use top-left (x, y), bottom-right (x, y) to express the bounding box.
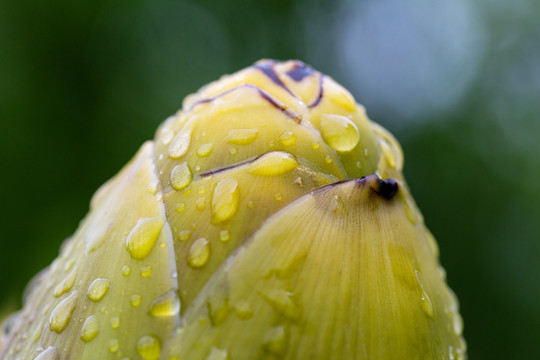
top-left (54, 269), bottom-right (76, 297)
top-left (183, 187), bottom-right (192, 195)
top-left (161, 128), bottom-right (175, 145)
top-left (225, 128), bottom-right (258, 145)
top-left (364, 148), bottom-right (369, 157)
top-left (178, 230), bottom-right (191, 242)
top-left (325, 155), bottom-right (333, 164)
top-left (130, 294), bottom-right (142, 307)
top-left (248, 152), bottom-right (299, 176)
top-left (87, 278), bottom-right (110, 302)
top-left (247, 200), bottom-right (255, 209)
top-left (356, 161), bottom-right (362, 169)
top-left (205, 347), bottom-right (230, 360)
top-left (259, 289), bottom-right (300, 320)
top-left (228, 147), bottom-right (237, 155)
top-left (80, 315), bottom-right (99, 342)
top-left (147, 178), bottom-right (159, 195)
top-left (110, 316), bottom-right (120, 329)
top-left (122, 265), bottom-right (131, 276)
top-left (194, 164), bottom-right (201, 171)
top-left (108, 338), bottom-right (119, 353)
top-left (34, 346), bottom-right (59, 360)
top-left (196, 197), bottom-right (206, 211)
top-left (175, 203), bottom-right (186, 213)
top-left (140, 266), bottom-right (152, 278)
top-left (211, 178), bottom-right (240, 223)
top-left (49, 291), bottom-right (78, 333)
top-left (187, 238), bottom-right (210, 268)
top-left (278, 131), bottom-right (297, 146)
top-left (320, 114), bottom-right (360, 152)
top-left (401, 195), bottom-right (417, 225)
top-left (415, 270), bottom-right (433, 318)
top-left (219, 230), bottom-right (230, 242)
top-left (380, 140), bottom-right (397, 169)
top-left (159, 242), bottom-right (165, 248)
top-left (170, 162), bottom-right (193, 191)
top-left (262, 326), bottom-right (288, 356)
top-left (63, 259), bottom-right (75, 272)
top-left (294, 177), bottom-right (304, 186)
top-left (197, 185), bottom-right (206, 194)
top-left (126, 217), bottom-right (164, 260)
top-left (148, 291), bottom-right (180, 317)
top-left (136, 335), bottom-right (161, 360)
top-left (168, 125), bottom-right (193, 159)
top-left (196, 143), bottom-right (214, 157)
top-left (311, 141), bottom-right (320, 150)
top-left (274, 193), bottom-right (283, 201)
top-left (234, 301), bottom-right (253, 320)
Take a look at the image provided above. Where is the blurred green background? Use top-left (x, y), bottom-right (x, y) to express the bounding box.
top-left (1, 0), bottom-right (539, 358)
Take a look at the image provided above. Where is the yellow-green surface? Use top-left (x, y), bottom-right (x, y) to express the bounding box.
top-left (0, 60), bottom-right (465, 359)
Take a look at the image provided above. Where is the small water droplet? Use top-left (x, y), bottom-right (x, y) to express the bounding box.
top-left (110, 316), bottom-right (120, 329)
top-left (148, 291), bottom-right (180, 317)
top-left (380, 140), bottom-right (397, 169)
top-left (415, 270), bottom-right (433, 318)
top-left (159, 242), bottom-right (166, 248)
top-left (126, 217), bottom-right (164, 260)
top-left (161, 128), bottom-right (175, 145)
top-left (211, 178), bottom-right (240, 223)
top-left (196, 197), bottom-right (206, 211)
top-left (364, 148), bottom-right (369, 157)
top-left (194, 164), bottom-right (201, 171)
top-left (34, 346), bottom-right (59, 360)
top-left (248, 152), bottom-right (298, 176)
top-left (225, 128), bottom-right (258, 145)
top-left (356, 161), bottom-right (362, 169)
top-left (278, 131), bottom-right (297, 146)
top-left (108, 338), bottom-right (119, 353)
top-left (197, 185), bottom-right (206, 194)
top-left (87, 278), bottom-right (110, 302)
top-left (122, 265), bottom-right (131, 276)
top-left (274, 193), bottom-right (283, 201)
top-left (49, 291), bottom-right (78, 333)
top-left (196, 143), bottom-right (214, 157)
top-left (247, 200), bottom-right (255, 209)
top-left (294, 177), bottom-right (304, 186)
top-left (130, 294), bottom-right (142, 307)
top-left (140, 266), bottom-right (152, 278)
top-left (136, 335), bottom-right (161, 360)
top-left (259, 289), bottom-right (300, 320)
top-left (187, 238), bottom-right (210, 268)
top-left (311, 142), bottom-right (320, 150)
top-left (262, 326), bottom-right (288, 356)
top-left (183, 187), bottom-right (192, 195)
top-left (80, 315), bottom-right (99, 342)
top-left (219, 230), bottom-right (230, 242)
top-left (168, 124), bottom-right (193, 159)
top-left (325, 155), bottom-right (333, 164)
top-left (147, 178), bottom-right (159, 195)
top-left (170, 162), bottom-right (193, 191)
top-left (54, 269), bottom-right (77, 297)
top-left (63, 259), bottom-right (75, 272)
top-left (320, 114), bottom-right (360, 152)
top-left (178, 230), bottom-right (191, 242)
top-left (228, 147), bottom-right (237, 155)
top-left (234, 301), bottom-right (253, 320)
top-left (205, 347), bottom-right (230, 360)
top-left (175, 203), bottom-right (185, 213)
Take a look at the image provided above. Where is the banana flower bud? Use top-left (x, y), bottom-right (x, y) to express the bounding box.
top-left (0, 60), bottom-right (466, 360)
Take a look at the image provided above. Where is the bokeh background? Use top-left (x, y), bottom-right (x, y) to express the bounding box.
top-left (1, 0), bottom-right (539, 358)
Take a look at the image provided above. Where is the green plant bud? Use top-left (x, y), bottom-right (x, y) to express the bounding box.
top-left (0, 60), bottom-right (466, 360)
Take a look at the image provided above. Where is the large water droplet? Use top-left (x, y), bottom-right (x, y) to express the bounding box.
top-left (211, 178), bottom-right (240, 223)
top-left (262, 326), bottom-right (288, 356)
top-left (205, 347), bottom-right (230, 360)
top-left (34, 346), bottom-right (59, 360)
top-left (196, 143), bottom-right (214, 157)
top-left (225, 128), bottom-right (258, 145)
top-left (54, 269), bottom-right (76, 297)
top-left (49, 291), bottom-right (78, 333)
top-left (278, 131), bottom-right (297, 146)
top-left (80, 315), bottom-right (99, 342)
top-left (170, 162), bottom-right (193, 191)
top-left (126, 217), bottom-right (164, 260)
top-left (187, 238), bottom-right (210, 268)
top-left (248, 152), bottom-right (298, 176)
top-left (148, 291), bottom-right (180, 317)
top-left (136, 335), bottom-right (161, 360)
top-left (168, 124), bottom-right (193, 159)
top-left (87, 278), bottom-right (110, 302)
top-left (319, 114), bottom-right (360, 152)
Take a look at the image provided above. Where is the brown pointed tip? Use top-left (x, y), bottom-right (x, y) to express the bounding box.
top-left (355, 174), bottom-right (398, 200)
